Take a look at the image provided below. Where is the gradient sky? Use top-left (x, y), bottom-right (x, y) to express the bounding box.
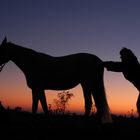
top-left (0, 0), bottom-right (140, 116)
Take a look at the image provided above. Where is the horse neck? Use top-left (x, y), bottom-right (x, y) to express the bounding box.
top-left (7, 43), bottom-right (36, 72)
top-left (7, 43), bottom-right (52, 75)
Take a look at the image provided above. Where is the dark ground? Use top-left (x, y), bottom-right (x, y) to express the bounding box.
top-left (0, 109), bottom-right (140, 139)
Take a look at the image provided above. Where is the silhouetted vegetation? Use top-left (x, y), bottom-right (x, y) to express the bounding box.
top-left (53, 91), bottom-right (74, 115)
top-left (0, 102), bottom-right (140, 139)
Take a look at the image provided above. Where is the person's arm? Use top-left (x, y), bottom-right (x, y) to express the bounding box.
top-left (103, 61), bottom-right (123, 72)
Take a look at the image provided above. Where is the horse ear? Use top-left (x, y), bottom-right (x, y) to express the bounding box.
top-left (2, 37), bottom-right (7, 45)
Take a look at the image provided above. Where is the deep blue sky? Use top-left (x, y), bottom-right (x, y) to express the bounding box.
top-left (0, 0), bottom-right (140, 114)
top-left (1, 0), bottom-right (140, 60)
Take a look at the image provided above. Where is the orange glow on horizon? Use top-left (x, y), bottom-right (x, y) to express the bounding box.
top-left (0, 65), bottom-right (139, 117)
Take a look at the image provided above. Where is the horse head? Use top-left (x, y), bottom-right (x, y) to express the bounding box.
top-left (0, 37), bottom-right (9, 71)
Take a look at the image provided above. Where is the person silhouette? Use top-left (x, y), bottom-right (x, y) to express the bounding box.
top-left (104, 47), bottom-right (140, 117)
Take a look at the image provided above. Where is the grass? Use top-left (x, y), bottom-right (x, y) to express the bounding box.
top-left (0, 108), bottom-right (140, 139)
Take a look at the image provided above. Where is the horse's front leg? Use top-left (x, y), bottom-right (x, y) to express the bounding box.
top-left (32, 89), bottom-right (49, 116)
top-left (38, 90), bottom-right (49, 117)
top-left (32, 89), bottom-right (40, 115)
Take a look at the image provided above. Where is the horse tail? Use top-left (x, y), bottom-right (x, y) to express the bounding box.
top-left (93, 62), bottom-right (112, 123)
top-left (99, 72), bottom-right (112, 123)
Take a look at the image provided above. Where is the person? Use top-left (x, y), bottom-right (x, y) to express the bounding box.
top-left (104, 47), bottom-right (140, 117)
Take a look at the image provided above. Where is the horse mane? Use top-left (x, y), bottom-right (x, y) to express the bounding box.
top-left (120, 47), bottom-right (139, 65)
top-left (7, 42), bottom-right (40, 55)
top-left (7, 42), bottom-right (52, 60)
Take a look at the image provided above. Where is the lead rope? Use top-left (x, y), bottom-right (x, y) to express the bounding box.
top-left (0, 63), bottom-right (6, 72)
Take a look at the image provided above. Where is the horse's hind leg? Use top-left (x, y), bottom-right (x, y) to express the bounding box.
top-left (92, 80), bottom-right (112, 123)
top-left (81, 83), bottom-right (92, 116)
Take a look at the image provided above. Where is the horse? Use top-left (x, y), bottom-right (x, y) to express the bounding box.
top-left (0, 37), bottom-right (112, 123)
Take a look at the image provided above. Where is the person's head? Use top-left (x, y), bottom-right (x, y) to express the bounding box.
top-left (120, 47), bottom-right (138, 64)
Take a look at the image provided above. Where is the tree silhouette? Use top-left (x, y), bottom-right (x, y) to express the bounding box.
top-left (53, 91), bottom-right (74, 115)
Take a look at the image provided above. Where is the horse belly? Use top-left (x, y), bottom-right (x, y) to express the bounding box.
top-left (43, 78), bottom-right (79, 90)
top-left (28, 74), bottom-right (80, 90)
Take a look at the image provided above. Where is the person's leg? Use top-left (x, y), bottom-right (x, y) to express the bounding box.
top-left (136, 93), bottom-right (140, 117)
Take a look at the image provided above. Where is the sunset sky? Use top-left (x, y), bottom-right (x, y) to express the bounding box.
top-left (0, 0), bottom-right (140, 116)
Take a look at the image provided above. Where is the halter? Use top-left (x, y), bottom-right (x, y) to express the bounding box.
top-left (0, 63), bottom-right (6, 72)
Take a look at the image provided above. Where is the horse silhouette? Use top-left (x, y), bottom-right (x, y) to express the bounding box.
top-left (104, 47), bottom-right (140, 117)
top-left (0, 37), bottom-right (112, 123)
